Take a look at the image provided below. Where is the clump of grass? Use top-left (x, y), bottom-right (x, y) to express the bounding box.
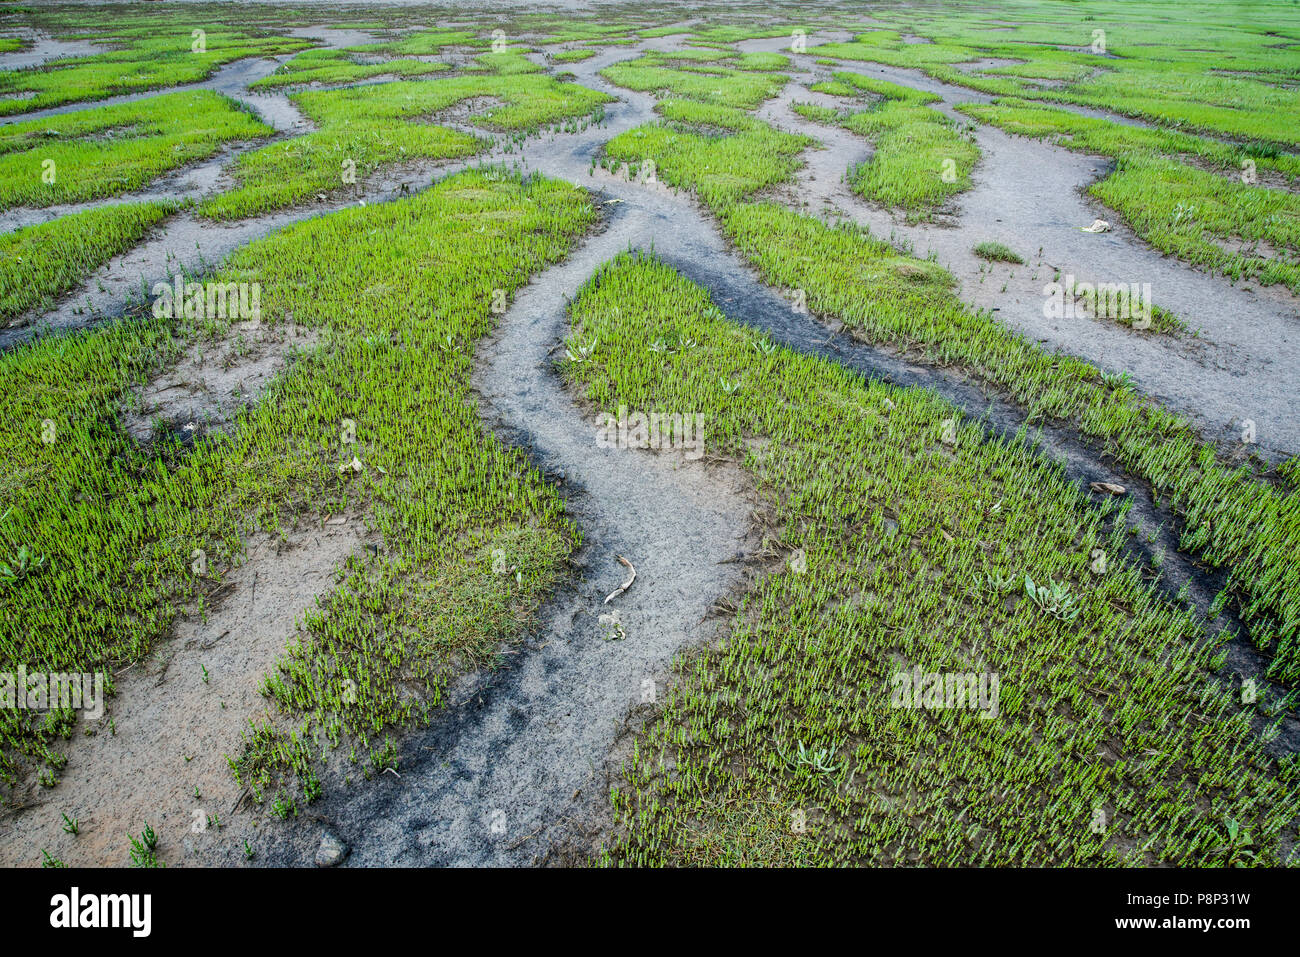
top-left (128, 823), bottom-right (161, 867)
top-left (602, 99), bottom-right (811, 207)
top-left (357, 28), bottom-right (481, 56)
top-left (811, 29), bottom-right (979, 73)
top-left (551, 48), bottom-right (596, 64)
top-left (829, 71), bottom-right (942, 105)
top-left (973, 241), bottom-right (1024, 264)
top-left (468, 49), bottom-right (544, 75)
top-left (791, 101), bottom-right (841, 124)
top-left (689, 24), bottom-right (807, 44)
top-left (736, 51), bottom-right (790, 72)
top-left (806, 79), bottom-right (858, 97)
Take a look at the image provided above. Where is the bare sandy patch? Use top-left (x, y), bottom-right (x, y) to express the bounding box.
top-left (123, 320), bottom-right (320, 444)
top-left (0, 521), bottom-right (367, 866)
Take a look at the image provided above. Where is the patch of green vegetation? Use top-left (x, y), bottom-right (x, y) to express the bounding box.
top-left (795, 75), bottom-right (978, 219)
top-left (961, 99), bottom-right (1300, 293)
top-left (636, 25), bottom-right (692, 40)
top-left (0, 201), bottom-right (174, 324)
top-left (813, 8), bottom-right (1300, 149)
top-left (599, 106), bottom-right (1300, 685)
top-left (518, 17), bottom-right (643, 45)
top-left (602, 99), bottom-right (810, 207)
top-left (601, 52), bottom-right (788, 109)
top-left (806, 79), bottom-right (858, 97)
top-left (249, 47), bottom-right (450, 90)
top-left (973, 240), bottom-right (1024, 263)
top-left (831, 71), bottom-right (943, 104)
top-left (725, 202), bottom-right (1300, 680)
top-left (961, 96), bottom-right (1300, 178)
top-left (843, 116), bottom-right (976, 218)
top-left (0, 36), bottom-right (25, 53)
top-left (691, 24), bottom-right (805, 44)
top-left (570, 252), bottom-right (1300, 866)
top-left (983, 58), bottom-right (1098, 84)
top-left (790, 101), bottom-right (839, 124)
top-left (0, 169), bottom-right (594, 797)
top-left (1099, 154), bottom-right (1300, 287)
top-left (129, 823), bottom-right (161, 867)
top-left (201, 74), bottom-right (611, 220)
top-left (0, 90), bottom-right (271, 210)
top-left (736, 51), bottom-right (790, 72)
top-left (1039, 59), bottom-right (1300, 149)
top-left (551, 48), bottom-right (596, 64)
top-left (349, 27), bottom-right (480, 57)
top-left (468, 49), bottom-right (543, 75)
top-left (649, 98), bottom-right (772, 134)
top-left (0, 28), bottom-right (312, 116)
top-left (655, 47), bottom-right (733, 64)
top-left (230, 169), bottom-right (596, 797)
top-left (198, 106), bottom-right (475, 220)
top-left (812, 29), bottom-right (977, 70)
top-left (1048, 274), bottom-right (1185, 335)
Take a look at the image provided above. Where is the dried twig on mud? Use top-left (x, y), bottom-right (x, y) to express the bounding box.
top-left (604, 555), bottom-right (636, 604)
top-left (1089, 481), bottom-right (1127, 495)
